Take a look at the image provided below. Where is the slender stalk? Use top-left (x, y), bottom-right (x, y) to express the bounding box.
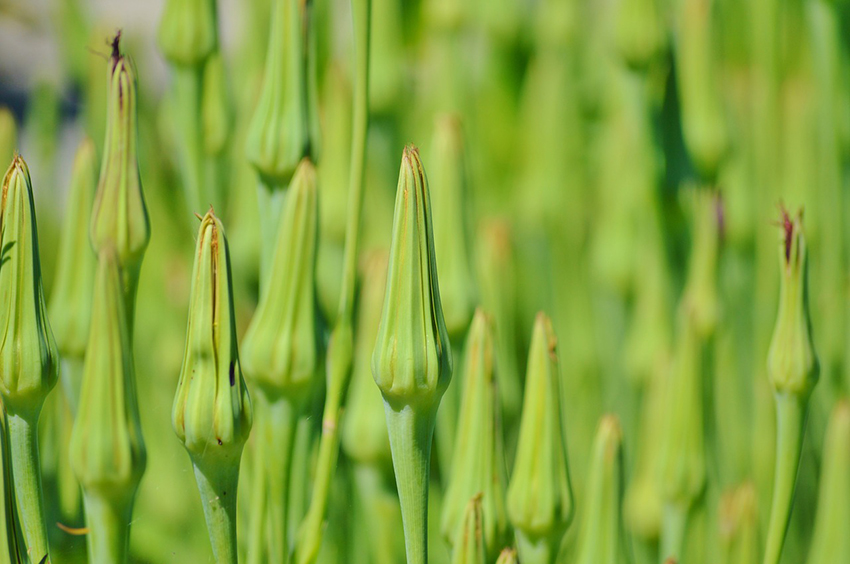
top-left (172, 65), bottom-right (206, 214)
top-left (661, 503), bottom-right (688, 562)
top-left (256, 180), bottom-right (286, 288)
top-left (265, 399), bottom-right (298, 564)
top-left (383, 403), bottom-right (435, 564)
top-left (762, 392), bottom-right (806, 564)
top-left (7, 413), bottom-right (48, 563)
top-left (353, 464), bottom-right (397, 564)
top-left (192, 462), bottom-right (239, 564)
top-left (245, 431), bottom-right (268, 564)
top-left (82, 494), bottom-right (132, 564)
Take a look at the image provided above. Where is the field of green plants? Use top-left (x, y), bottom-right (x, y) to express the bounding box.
top-left (0, 0), bottom-right (847, 562)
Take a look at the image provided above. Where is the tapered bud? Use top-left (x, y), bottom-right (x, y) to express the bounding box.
top-left (507, 313), bottom-right (573, 554)
top-left (245, 0), bottom-right (311, 184)
top-left (495, 548), bottom-right (518, 564)
top-left (767, 209), bottom-right (818, 397)
top-left (201, 50), bottom-right (231, 156)
top-left (428, 115), bottom-right (476, 339)
top-left (372, 145), bottom-right (452, 411)
top-left (69, 248), bottom-right (145, 513)
top-left (0, 108), bottom-right (15, 165)
top-left (173, 210), bottom-right (252, 462)
top-left (157, 0), bottom-right (217, 66)
top-left (241, 158), bottom-right (320, 403)
top-left (451, 494), bottom-right (486, 564)
top-left (0, 156), bottom-right (58, 418)
top-left (574, 415), bottom-right (631, 564)
top-left (807, 401), bottom-right (850, 564)
top-left (49, 138), bottom-right (97, 361)
top-left (91, 38), bottom-right (150, 277)
top-left (442, 310), bottom-right (509, 558)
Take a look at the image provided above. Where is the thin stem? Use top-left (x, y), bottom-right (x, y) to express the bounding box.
top-left (192, 460), bottom-right (240, 564)
top-left (661, 502), bottom-right (688, 562)
top-left (82, 493), bottom-right (132, 564)
top-left (265, 399), bottom-right (297, 564)
top-left (256, 180), bottom-right (286, 290)
top-left (7, 412), bottom-right (49, 563)
top-left (172, 65), bottom-right (207, 214)
top-left (353, 464), bottom-right (397, 564)
top-left (762, 392), bottom-right (806, 564)
top-left (245, 429), bottom-right (268, 564)
top-left (515, 530), bottom-right (554, 564)
top-left (384, 402), bottom-right (435, 564)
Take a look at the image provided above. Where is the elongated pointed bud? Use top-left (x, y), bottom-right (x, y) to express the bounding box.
top-left (0, 156), bottom-right (59, 418)
top-left (372, 146), bottom-right (452, 564)
top-left (157, 0), bottom-right (217, 66)
top-left (49, 138), bottom-right (97, 362)
top-left (442, 309), bottom-right (510, 559)
top-left (0, 108), bottom-right (15, 166)
top-left (69, 248), bottom-right (146, 563)
top-left (0, 156), bottom-right (58, 561)
top-left (173, 210), bottom-right (252, 564)
top-left (807, 400), bottom-right (850, 564)
top-left (574, 415), bottom-right (631, 564)
top-left (342, 252), bottom-right (391, 468)
top-left (507, 312), bottom-right (573, 563)
top-left (241, 158), bottom-right (320, 403)
top-left (718, 484), bottom-right (759, 564)
top-left (90, 37), bottom-right (150, 312)
top-left (451, 494), bottom-right (486, 564)
top-left (763, 209), bottom-right (818, 564)
top-left (245, 0), bottom-right (311, 184)
top-left (428, 115), bottom-right (476, 338)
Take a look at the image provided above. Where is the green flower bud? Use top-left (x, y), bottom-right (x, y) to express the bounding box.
top-left (807, 400), bottom-right (850, 564)
top-left (372, 145), bottom-right (452, 564)
top-left (0, 156), bottom-right (59, 418)
top-left (0, 156), bottom-right (58, 561)
top-left (428, 115), bottom-right (476, 339)
top-left (201, 50), bottom-right (231, 156)
top-left (342, 252), bottom-right (391, 467)
top-left (615, 0), bottom-right (667, 69)
top-left (173, 210), bottom-right (252, 564)
top-left (718, 484), bottom-right (759, 564)
top-left (49, 138), bottom-right (97, 362)
top-left (90, 37), bottom-right (151, 306)
top-left (69, 248), bottom-right (146, 563)
top-left (451, 494), bottom-right (486, 564)
top-left (245, 0), bottom-right (311, 185)
top-left (0, 108), bottom-right (15, 166)
top-left (157, 0), bottom-right (217, 66)
top-left (442, 309), bottom-right (510, 559)
top-left (767, 210), bottom-right (817, 397)
top-left (681, 188), bottom-right (721, 339)
top-left (495, 548), bottom-right (518, 564)
top-left (507, 312), bottom-right (573, 564)
top-left (574, 415), bottom-right (632, 564)
top-left (241, 158), bottom-right (320, 403)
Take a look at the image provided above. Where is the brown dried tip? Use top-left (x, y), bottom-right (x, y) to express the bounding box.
top-left (111, 31), bottom-right (122, 60)
top-left (775, 204), bottom-right (802, 263)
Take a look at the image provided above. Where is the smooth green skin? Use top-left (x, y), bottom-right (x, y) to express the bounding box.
top-left (191, 460), bottom-right (240, 564)
top-left (170, 65), bottom-right (208, 215)
top-left (157, 0), bottom-right (216, 66)
top-left (7, 414), bottom-right (49, 563)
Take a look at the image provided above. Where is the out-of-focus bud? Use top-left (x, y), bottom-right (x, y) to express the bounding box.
top-left (0, 108), bottom-right (15, 165)
top-left (807, 400), bottom-right (850, 564)
top-left (90, 37), bottom-right (150, 301)
top-left (507, 312), bottom-right (573, 563)
top-left (245, 0), bottom-right (311, 185)
top-left (372, 145), bottom-right (452, 564)
top-left (69, 248), bottom-right (146, 563)
top-left (157, 0), bottom-right (217, 66)
top-left (342, 252), bottom-right (391, 468)
top-left (442, 310), bottom-right (510, 559)
top-left (201, 50), bottom-right (231, 156)
top-left (573, 415), bottom-right (631, 564)
top-left (615, 0), bottom-right (667, 69)
top-left (450, 494), bottom-right (486, 564)
top-left (428, 114), bottom-right (476, 339)
top-left (241, 158), bottom-right (320, 403)
top-left (173, 210), bottom-right (252, 563)
top-left (495, 548), bottom-right (518, 564)
top-left (0, 156), bottom-right (59, 418)
top-left (680, 188), bottom-right (721, 339)
top-left (718, 484), bottom-right (759, 564)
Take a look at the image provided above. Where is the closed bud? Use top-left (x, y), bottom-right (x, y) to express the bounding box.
top-left (615, 0), bottom-right (667, 69)
top-left (201, 50), bottom-right (231, 156)
top-left (442, 309), bottom-right (510, 559)
top-left (245, 0), bottom-right (311, 184)
top-left (451, 494), bottom-right (486, 564)
top-left (507, 312), bottom-right (573, 560)
top-left (495, 548), bottom-right (518, 564)
top-left (574, 415), bottom-right (632, 564)
top-left (767, 209), bottom-right (818, 397)
top-left (242, 158), bottom-right (320, 403)
top-left (49, 137), bottom-right (98, 362)
top-left (0, 156), bottom-right (58, 418)
top-left (91, 37), bottom-right (150, 279)
top-left (173, 209), bottom-right (252, 463)
top-left (157, 0), bottom-right (217, 66)
top-left (680, 188), bottom-right (721, 339)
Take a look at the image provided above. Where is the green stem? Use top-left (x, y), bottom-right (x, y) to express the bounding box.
top-left (266, 399), bottom-right (298, 564)
top-left (82, 493), bottom-right (132, 564)
top-left (353, 464), bottom-right (397, 564)
top-left (192, 460), bottom-right (240, 564)
top-left (245, 427), bottom-right (268, 564)
top-left (762, 392), bottom-right (807, 564)
top-left (661, 502), bottom-right (688, 562)
top-left (7, 412), bottom-right (49, 563)
top-left (172, 64), bottom-right (207, 214)
top-left (384, 402), bottom-right (435, 564)
top-left (1, 411), bottom-right (22, 564)
top-left (256, 181), bottom-right (286, 290)
top-left (515, 530), bottom-right (554, 564)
